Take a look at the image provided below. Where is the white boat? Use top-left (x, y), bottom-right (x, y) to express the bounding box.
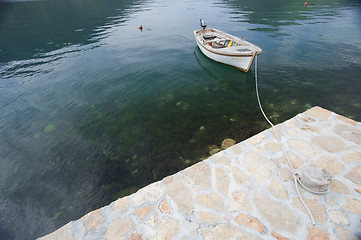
top-left (194, 22), bottom-right (262, 72)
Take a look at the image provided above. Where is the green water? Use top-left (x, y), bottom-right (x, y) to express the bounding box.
top-left (0, 0), bottom-right (360, 238)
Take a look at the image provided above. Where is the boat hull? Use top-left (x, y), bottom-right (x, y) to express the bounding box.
top-left (196, 40), bottom-right (255, 72)
top-left (194, 28), bottom-right (262, 72)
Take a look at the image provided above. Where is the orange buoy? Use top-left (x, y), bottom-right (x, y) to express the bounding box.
top-left (139, 25), bottom-right (143, 31)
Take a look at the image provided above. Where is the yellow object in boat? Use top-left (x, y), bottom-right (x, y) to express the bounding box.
top-left (227, 40), bottom-right (233, 47)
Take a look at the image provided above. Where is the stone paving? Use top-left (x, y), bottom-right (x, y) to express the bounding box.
top-left (39, 106), bottom-right (361, 240)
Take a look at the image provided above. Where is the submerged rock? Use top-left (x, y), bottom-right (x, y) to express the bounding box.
top-left (305, 104), bottom-right (313, 109)
top-left (209, 145), bottom-right (221, 155)
top-left (44, 124), bottom-right (55, 133)
top-left (221, 138), bottom-right (236, 150)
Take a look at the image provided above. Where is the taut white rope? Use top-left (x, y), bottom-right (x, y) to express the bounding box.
top-left (254, 53), bottom-right (316, 225)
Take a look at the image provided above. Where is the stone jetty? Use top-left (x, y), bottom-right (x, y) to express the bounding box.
top-left (39, 106), bottom-right (361, 240)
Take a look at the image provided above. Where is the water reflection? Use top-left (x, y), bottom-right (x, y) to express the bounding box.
top-left (0, 0), bottom-right (140, 78)
top-left (218, 0), bottom-right (349, 34)
top-left (194, 46), bottom-right (255, 96)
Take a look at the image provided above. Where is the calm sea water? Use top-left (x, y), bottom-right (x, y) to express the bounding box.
top-left (1, 0), bottom-right (360, 238)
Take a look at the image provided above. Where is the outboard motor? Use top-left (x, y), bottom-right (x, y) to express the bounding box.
top-left (200, 19), bottom-right (207, 30)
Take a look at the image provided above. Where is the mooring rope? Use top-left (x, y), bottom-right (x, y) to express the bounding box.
top-left (254, 53), bottom-right (316, 225)
top-left (254, 53), bottom-right (295, 170)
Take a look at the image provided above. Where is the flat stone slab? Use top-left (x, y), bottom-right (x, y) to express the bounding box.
top-left (39, 106), bottom-right (361, 240)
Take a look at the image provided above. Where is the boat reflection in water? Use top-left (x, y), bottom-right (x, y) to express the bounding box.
top-left (194, 47), bottom-right (256, 97)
